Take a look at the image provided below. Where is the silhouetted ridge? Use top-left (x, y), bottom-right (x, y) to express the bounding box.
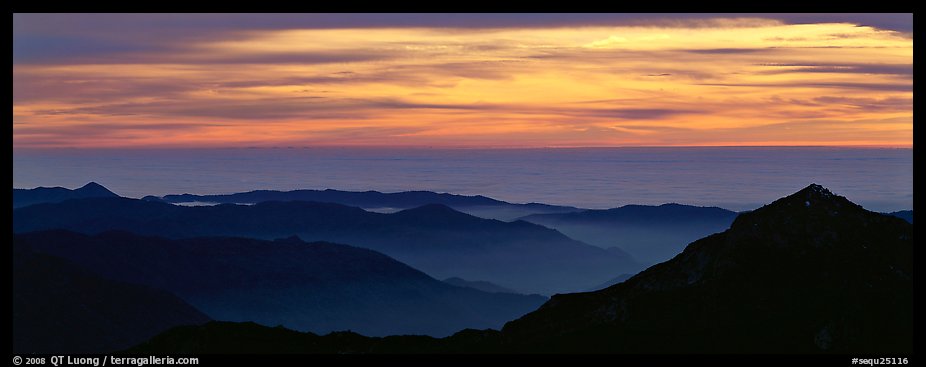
top-left (158, 187), bottom-right (581, 221)
top-left (399, 203), bottom-right (462, 214)
top-left (77, 182), bottom-right (114, 195)
top-left (13, 182), bottom-right (119, 208)
top-left (391, 204), bottom-right (484, 224)
top-left (584, 273), bottom-right (634, 292)
top-left (758, 183), bottom-right (851, 212)
top-left (726, 183), bottom-right (868, 235)
top-left (501, 184), bottom-right (912, 353)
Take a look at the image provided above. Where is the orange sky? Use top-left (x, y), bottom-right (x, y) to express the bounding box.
top-left (12, 14), bottom-right (913, 148)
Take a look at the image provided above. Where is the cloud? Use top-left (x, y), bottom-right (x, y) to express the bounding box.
top-left (13, 34), bottom-right (153, 64)
top-left (597, 117), bottom-right (912, 146)
top-left (212, 73), bottom-right (429, 89)
top-left (32, 94), bottom-right (699, 123)
top-left (12, 121), bottom-right (235, 148)
top-left (12, 14), bottom-right (912, 148)
top-left (698, 81), bottom-right (911, 92)
top-left (766, 13), bottom-right (912, 33)
top-left (571, 108), bottom-right (700, 120)
top-left (584, 35), bottom-right (630, 48)
top-left (808, 96), bottom-right (912, 112)
top-left (363, 99), bottom-right (498, 111)
top-left (172, 51), bottom-right (396, 66)
top-left (758, 63), bottom-right (912, 76)
top-left (683, 48), bottom-right (771, 55)
top-left (27, 95), bottom-right (520, 122)
top-left (31, 96), bottom-right (370, 121)
top-left (15, 121), bottom-right (226, 134)
top-left (14, 14), bottom-right (912, 65)
top-left (14, 71), bottom-right (196, 103)
top-left (15, 43), bottom-right (396, 65)
top-left (299, 125), bottom-right (430, 142)
top-left (709, 117), bottom-right (912, 144)
top-left (13, 13), bottom-right (913, 33)
top-left (606, 124), bottom-right (695, 135)
top-left (386, 60), bottom-right (526, 81)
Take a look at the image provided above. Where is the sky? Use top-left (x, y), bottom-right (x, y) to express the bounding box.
top-left (13, 14), bottom-right (913, 148)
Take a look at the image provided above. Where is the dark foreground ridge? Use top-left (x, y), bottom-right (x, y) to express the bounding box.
top-left (126, 321), bottom-right (503, 354)
top-left (13, 242), bottom-right (209, 354)
top-left (501, 184), bottom-right (912, 353)
top-left (14, 231), bottom-right (546, 337)
top-left (128, 184), bottom-right (912, 353)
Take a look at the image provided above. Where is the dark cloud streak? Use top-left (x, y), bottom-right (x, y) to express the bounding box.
top-left (14, 13), bottom-right (913, 33)
top-left (14, 13), bottom-right (911, 65)
top-left (699, 81), bottom-right (911, 92)
top-left (758, 63), bottom-right (912, 76)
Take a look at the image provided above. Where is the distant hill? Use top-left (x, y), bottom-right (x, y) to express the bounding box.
top-left (14, 200), bottom-right (639, 294)
top-left (130, 184), bottom-right (912, 353)
top-left (502, 184), bottom-right (912, 353)
top-left (13, 182), bottom-right (118, 208)
top-left (444, 277), bottom-right (519, 294)
top-left (13, 241), bottom-right (209, 354)
top-left (519, 203), bottom-right (738, 265)
top-left (15, 230), bottom-right (546, 337)
top-left (886, 210), bottom-right (912, 223)
top-left (159, 188), bottom-right (581, 221)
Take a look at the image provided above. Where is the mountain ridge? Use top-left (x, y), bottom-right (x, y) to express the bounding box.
top-left (158, 187), bottom-right (582, 221)
top-left (14, 199), bottom-right (638, 294)
top-left (13, 182), bottom-right (119, 208)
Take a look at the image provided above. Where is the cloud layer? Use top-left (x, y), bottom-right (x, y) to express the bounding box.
top-left (13, 14), bottom-right (912, 148)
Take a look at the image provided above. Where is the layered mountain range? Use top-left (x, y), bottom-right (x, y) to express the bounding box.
top-left (159, 188), bottom-right (581, 221)
top-left (13, 183), bottom-right (912, 354)
top-left (14, 198), bottom-right (638, 294)
top-left (125, 184), bottom-right (913, 353)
